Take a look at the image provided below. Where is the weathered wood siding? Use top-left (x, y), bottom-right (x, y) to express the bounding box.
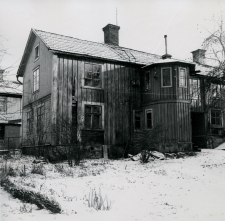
top-left (141, 63), bottom-right (190, 103)
top-left (53, 54), bottom-right (141, 145)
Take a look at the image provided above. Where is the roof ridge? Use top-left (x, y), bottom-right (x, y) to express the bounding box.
top-left (33, 28), bottom-right (162, 57)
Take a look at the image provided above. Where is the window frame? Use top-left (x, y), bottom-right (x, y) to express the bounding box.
top-left (210, 109), bottom-right (222, 127)
top-left (145, 109), bottom-right (153, 129)
top-left (145, 71), bottom-right (151, 90)
top-left (37, 105), bottom-right (45, 132)
top-left (83, 63), bottom-right (102, 89)
top-left (179, 67), bottom-right (187, 88)
top-left (84, 104), bottom-right (103, 130)
top-left (33, 67), bottom-right (40, 93)
top-left (27, 110), bottom-right (33, 133)
top-left (134, 110), bottom-right (142, 130)
top-left (34, 44), bottom-right (39, 61)
top-left (161, 67), bottom-right (172, 88)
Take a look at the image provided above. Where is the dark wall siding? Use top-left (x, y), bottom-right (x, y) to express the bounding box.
top-left (55, 55), bottom-right (140, 146)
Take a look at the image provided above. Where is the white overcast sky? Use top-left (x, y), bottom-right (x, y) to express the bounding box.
top-left (0, 0), bottom-right (224, 79)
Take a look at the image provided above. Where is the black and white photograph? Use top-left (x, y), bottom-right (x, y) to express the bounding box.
top-left (0, 0), bottom-right (225, 220)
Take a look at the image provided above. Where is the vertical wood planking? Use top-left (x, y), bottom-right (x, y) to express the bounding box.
top-left (63, 58), bottom-right (68, 121)
top-left (68, 59), bottom-right (73, 124)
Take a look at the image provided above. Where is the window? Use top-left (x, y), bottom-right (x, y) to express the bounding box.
top-left (85, 105), bottom-right (102, 129)
top-left (0, 97), bottom-right (6, 113)
top-left (37, 105), bottom-right (45, 131)
top-left (34, 45), bottom-right (39, 60)
top-left (146, 109), bottom-right (153, 129)
top-left (146, 71), bottom-right (151, 90)
top-left (33, 68), bottom-right (39, 92)
top-left (84, 63), bottom-right (102, 88)
top-left (179, 68), bottom-right (187, 87)
top-left (161, 67), bottom-right (172, 87)
top-left (27, 111), bottom-right (32, 132)
top-left (211, 109), bottom-right (222, 126)
top-left (134, 111), bottom-right (141, 129)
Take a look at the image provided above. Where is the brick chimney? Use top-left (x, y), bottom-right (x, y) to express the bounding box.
top-left (0, 69), bottom-right (4, 81)
top-left (191, 49), bottom-right (206, 64)
top-left (102, 24), bottom-right (120, 46)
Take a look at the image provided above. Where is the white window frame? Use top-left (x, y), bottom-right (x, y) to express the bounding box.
top-left (145, 109), bottom-right (153, 129)
top-left (33, 67), bottom-right (40, 93)
top-left (179, 67), bottom-right (187, 88)
top-left (161, 67), bottom-right (172, 88)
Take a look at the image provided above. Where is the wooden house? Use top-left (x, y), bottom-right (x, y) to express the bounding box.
top-left (0, 69), bottom-right (22, 150)
top-left (16, 24), bottom-right (225, 155)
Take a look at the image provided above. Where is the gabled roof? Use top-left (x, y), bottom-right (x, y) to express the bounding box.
top-left (0, 80), bottom-right (22, 96)
top-left (33, 29), bottom-right (162, 65)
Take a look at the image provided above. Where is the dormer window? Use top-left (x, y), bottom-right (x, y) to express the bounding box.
top-left (161, 67), bottom-right (172, 87)
top-left (34, 44), bottom-right (39, 60)
top-left (179, 68), bottom-right (187, 87)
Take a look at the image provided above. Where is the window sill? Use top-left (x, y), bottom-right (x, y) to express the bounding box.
top-left (33, 90), bottom-right (39, 94)
top-left (82, 128), bottom-right (104, 131)
top-left (34, 57), bottom-right (39, 63)
top-left (82, 86), bottom-right (103, 90)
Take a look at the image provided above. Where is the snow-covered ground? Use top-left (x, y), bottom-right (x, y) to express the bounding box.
top-left (1, 149), bottom-right (225, 221)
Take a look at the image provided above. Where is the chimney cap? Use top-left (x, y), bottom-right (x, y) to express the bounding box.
top-left (191, 49), bottom-right (206, 54)
top-left (102, 24), bottom-right (120, 31)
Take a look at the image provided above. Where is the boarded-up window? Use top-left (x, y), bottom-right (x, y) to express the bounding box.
top-left (33, 68), bottom-right (39, 92)
top-left (146, 109), bottom-right (153, 129)
top-left (179, 68), bottom-right (187, 87)
top-left (84, 63), bottom-right (102, 88)
top-left (134, 111), bottom-right (141, 129)
top-left (161, 68), bottom-right (172, 87)
top-left (211, 109), bottom-right (222, 126)
top-left (85, 105), bottom-right (102, 129)
top-left (0, 97), bottom-right (6, 113)
top-left (37, 105), bottom-right (45, 131)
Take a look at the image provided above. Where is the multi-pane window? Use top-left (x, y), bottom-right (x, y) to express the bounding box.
top-left (37, 105), bottom-right (45, 131)
top-left (146, 109), bottom-right (153, 129)
top-left (146, 71), bottom-right (151, 90)
top-left (0, 97), bottom-right (6, 113)
top-left (33, 68), bottom-right (39, 92)
top-left (84, 63), bottom-right (102, 88)
top-left (161, 67), bottom-right (172, 87)
top-left (211, 109), bottom-right (222, 126)
top-left (27, 111), bottom-right (32, 132)
top-left (134, 111), bottom-right (141, 129)
top-left (85, 105), bottom-right (102, 129)
top-left (179, 68), bottom-right (187, 87)
top-left (34, 45), bottom-right (39, 60)
top-left (190, 79), bottom-right (200, 99)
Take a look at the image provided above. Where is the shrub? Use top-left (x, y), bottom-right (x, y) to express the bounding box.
top-left (140, 150), bottom-right (151, 163)
top-left (86, 188), bottom-right (112, 211)
top-left (31, 164), bottom-right (45, 175)
top-left (1, 178), bottom-right (61, 213)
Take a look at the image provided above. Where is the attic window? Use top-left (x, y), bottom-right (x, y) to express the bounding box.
top-left (84, 63), bottom-right (102, 88)
top-left (34, 45), bottom-right (39, 60)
